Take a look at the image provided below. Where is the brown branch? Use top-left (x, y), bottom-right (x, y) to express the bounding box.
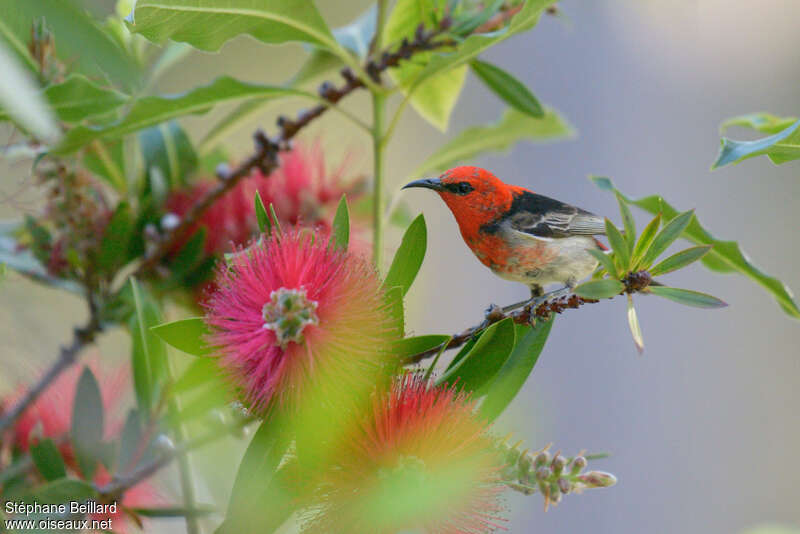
top-left (404, 272), bottom-right (653, 365)
top-left (135, 23), bottom-right (455, 277)
top-left (0, 312), bottom-right (100, 435)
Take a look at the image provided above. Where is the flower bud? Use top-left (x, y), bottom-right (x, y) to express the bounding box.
top-left (549, 482), bottom-right (562, 504)
top-left (160, 212), bottom-right (180, 231)
top-left (551, 454), bottom-right (566, 475)
top-left (579, 471), bottom-right (617, 488)
top-left (154, 433), bottom-right (175, 455)
top-left (570, 455), bottom-right (587, 474)
top-left (535, 466), bottom-right (551, 481)
top-left (557, 477), bottom-right (572, 494)
top-left (534, 450), bottom-right (551, 468)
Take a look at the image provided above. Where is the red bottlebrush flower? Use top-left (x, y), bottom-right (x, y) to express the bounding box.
top-left (165, 141), bottom-right (365, 257)
top-left (203, 230), bottom-right (400, 414)
top-left (303, 375), bottom-right (505, 534)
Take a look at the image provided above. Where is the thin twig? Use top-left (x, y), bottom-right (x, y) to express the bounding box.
top-left (0, 317), bottom-right (99, 434)
top-left (404, 272), bottom-right (654, 364)
top-left (97, 416), bottom-right (255, 500)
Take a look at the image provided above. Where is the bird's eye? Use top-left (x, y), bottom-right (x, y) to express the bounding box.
top-left (457, 182), bottom-right (474, 194)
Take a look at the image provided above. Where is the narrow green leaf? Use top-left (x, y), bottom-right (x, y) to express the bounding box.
top-left (331, 194), bottom-right (350, 251)
top-left (384, 285), bottom-right (405, 336)
top-left (605, 218), bottom-right (630, 271)
top-left (0, 41), bottom-right (60, 143)
top-left (445, 334), bottom-right (479, 372)
top-left (648, 286), bottom-right (728, 309)
top-left (573, 279), bottom-right (624, 300)
top-left (129, 278), bottom-right (168, 417)
top-left (470, 59), bottom-right (543, 117)
top-left (615, 191), bottom-right (636, 251)
top-left (132, 505), bottom-right (216, 518)
top-left (34, 478), bottom-right (97, 504)
top-left (169, 227), bottom-right (206, 280)
top-left (0, 74), bottom-right (127, 124)
top-left (436, 318), bottom-right (516, 394)
top-left (54, 77), bottom-right (306, 154)
top-left (713, 119), bottom-right (800, 168)
top-left (410, 108), bottom-right (573, 179)
top-left (268, 203), bottom-right (282, 235)
top-left (128, 0), bottom-right (342, 54)
top-left (117, 410), bottom-right (143, 473)
top-left (631, 213), bottom-right (661, 270)
top-left (70, 367), bottom-right (104, 479)
top-left (97, 202), bottom-right (132, 273)
top-left (30, 439), bottom-right (67, 481)
top-left (720, 112), bottom-right (798, 135)
top-left (140, 121), bottom-right (198, 187)
top-left (627, 294), bottom-right (644, 354)
top-left (171, 358), bottom-right (222, 395)
top-left (254, 191), bottom-right (270, 234)
top-left (479, 318), bottom-right (554, 421)
top-left (587, 248), bottom-right (618, 278)
top-left (151, 317), bottom-right (212, 356)
top-left (649, 245), bottom-right (712, 277)
top-left (383, 214), bottom-right (427, 296)
top-left (592, 175), bottom-right (800, 319)
top-left (640, 210), bottom-right (694, 269)
top-left (393, 335), bottom-right (451, 359)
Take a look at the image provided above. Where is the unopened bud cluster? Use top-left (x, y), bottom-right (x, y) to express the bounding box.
top-left (495, 439), bottom-right (617, 508)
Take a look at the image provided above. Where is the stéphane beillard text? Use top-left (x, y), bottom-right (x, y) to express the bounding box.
top-left (5, 500), bottom-right (118, 515)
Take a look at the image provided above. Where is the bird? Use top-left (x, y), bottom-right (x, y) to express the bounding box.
top-left (403, 166), bottom-right (607, 312)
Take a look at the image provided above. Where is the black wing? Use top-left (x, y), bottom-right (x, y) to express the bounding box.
top-left (503, 190), bottom-right (606, 238)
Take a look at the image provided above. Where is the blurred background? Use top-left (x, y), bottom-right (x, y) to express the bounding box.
top-left (2, 1), bottom-right (799, 533)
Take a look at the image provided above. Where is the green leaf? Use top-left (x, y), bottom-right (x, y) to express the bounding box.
top-left (54, 76), bottom-right (306, 154)
top-left (128, 0), bottom-right (342, 54)
top-left (384, 0), bottom-right (466, 130)
top-left (648, 286), bottom-right (728, 309)
top-left (117, 410), bottom-right (143, 473)
top-left (573, 279), bottom-right (624, 300)
top-left (0, 232), bottom-right (84, 294)
top-left (151, 317), bottom-right (213, 357)
top-left (631, 213), bottom-right (661, 270)
top-left (384, 285), bottom-right (405, 336)
top-left (254, 191), bottom-right (270, 234)
top-left (169, 227), bottom-right (206, 279)
top-left (331, 194), bottom-right (350, 251)
top-left (720, 112), bottom-right (798, 135)
top-left (393, 334), bottom-right (451, 359)
top-left (383, 214), bottom-right (427, 296)
top-left (0, 74), bottom-right (127, 124)
top-left (171, 358), bottom-right (222, 395)
top-left (479, 318), bottom-right (554, 421)
top-left (269, 203), bottom-right (282, 235)
top-left (436, 317), bottom-right (516, 394)
top-left (615, 191), bottom-right (636, 251)
top-left (0, 40), bottom-right (60, 143)
top-left (222, 418), bottom-right (291, 533)
top-left (713, 119), bottom-right (800, 168)
top-left (409, 0), bottom-right (553, 92)
top-left (626, 294), bottom-right (644, 354)
top-left (33, 478), bottom-right (97, 504)
top-left (605, 218), bottom-right (630, 272)
top-left (587, 248), bottom-right (617, 278)
top-left (444, 334), bottom-right (479, 372)
top-left (6, 0), bottom-right (140, 90)
top-left (70, 367), bottom-right (104, 479)
top-left (649, 245), bottom-right (712, 277)
top-left (470, 59), bottom-right (543, 117)
top-left (98, 202), bottom-right (133, 273)
top-left (140, 121), bottom-right (198, 187)
top-left (30, 439), bottom-right (66, 481)
top-left (0, 2), bottom-right (37, 72)
top-left (639, 210), bottom-right (694, 269)
top-left (83, 139), bottom-right (126, 191)
top-left (132, 505), bottom-right (216, 518)
top-left (129, 278), bottom-right (169, 418)
top-left (592, 176), bottom-right (800, 319)
top-left (410, 108), bottom-right (572, 179)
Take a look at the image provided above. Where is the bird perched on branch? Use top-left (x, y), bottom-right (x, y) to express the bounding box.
top-left (403, 166), bottom-right (607, 311)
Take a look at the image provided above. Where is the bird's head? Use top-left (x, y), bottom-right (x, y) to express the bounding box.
top-left (403, 166), bottom-right (520, 236)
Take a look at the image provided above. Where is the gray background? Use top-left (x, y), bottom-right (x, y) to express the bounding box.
top-left (2, 1), bottom-right (799, 533)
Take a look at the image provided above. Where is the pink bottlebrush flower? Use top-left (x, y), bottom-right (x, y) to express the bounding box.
top-left (303, 375), bottom-right (506, 534)
top-left (165, 141), bottom-right (366, 257)
top-left (203, 230), bottom-right (400, 414)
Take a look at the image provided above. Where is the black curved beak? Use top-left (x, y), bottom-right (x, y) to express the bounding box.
top-left (402, 177), bottom-right (443, 192)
